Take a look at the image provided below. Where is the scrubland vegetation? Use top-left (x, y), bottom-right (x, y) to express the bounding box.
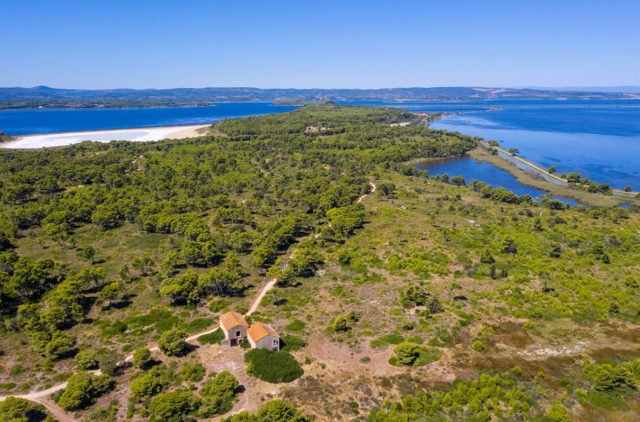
top-left (0, 104), bottom-right (639, 420)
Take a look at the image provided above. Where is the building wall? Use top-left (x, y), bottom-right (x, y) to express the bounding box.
top-left (220, 322), bottom-right (247, 342)
top-left (250, 335), bottom-right (280, 351)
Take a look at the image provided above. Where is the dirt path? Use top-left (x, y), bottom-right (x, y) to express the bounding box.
top-left (245, 278), bottom-right (277, 316)
top-left (33, 397), bottom-right (76, 422)
top-left (357, 181), bottom-right (377, 203)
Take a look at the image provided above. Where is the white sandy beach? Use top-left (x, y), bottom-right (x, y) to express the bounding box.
top-left (1, 124), bottom-right (210, 149)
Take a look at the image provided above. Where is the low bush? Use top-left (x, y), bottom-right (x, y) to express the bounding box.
top-left (132, 347), bottom-right (152, 369)
top-left (146, 389), bottom-right (201, 421)
top-left (0, 397), bottom-right (49, 421)
top-left (389, 343), bottom-right (442, 367)
top-left (281, 335), bottom-right (306, 351)
top-left (75, 350), bottom-right (99, 370)
top-left (245, 349), bottom-right (303, 383)
top-left (199, 370), bottom-right (239, 417)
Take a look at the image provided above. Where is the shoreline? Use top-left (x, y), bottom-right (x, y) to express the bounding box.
top-left (467, 145), bottom-right (638, 208)
top-left (0, 124), bottom-right (211, 149)
top-left (424, 111), bottom-right (639, 204)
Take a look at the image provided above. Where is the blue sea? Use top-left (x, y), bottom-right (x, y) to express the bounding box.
top-left (0, 103), bottom-right (298, 136)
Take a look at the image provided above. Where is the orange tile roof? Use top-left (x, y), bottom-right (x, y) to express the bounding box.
top-left (220, 311), bottom-right (248, 331)
top-left (247, 322), bottom-right (278, 342)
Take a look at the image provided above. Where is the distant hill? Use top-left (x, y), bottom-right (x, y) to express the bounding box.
top-left (524, 86), bottom-right (640, 93)
top-left (0, 85), bottom-right (637, 109)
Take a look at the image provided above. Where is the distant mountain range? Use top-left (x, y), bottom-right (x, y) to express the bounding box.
top-left (0, 86), bottom-right (638, 109)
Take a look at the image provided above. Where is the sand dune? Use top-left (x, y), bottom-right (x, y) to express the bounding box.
top-left (1, 124), bottom-right (210, 149)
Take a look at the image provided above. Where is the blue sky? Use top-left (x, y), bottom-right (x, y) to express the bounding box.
top-left (1, 0), bottom-right (639, 89)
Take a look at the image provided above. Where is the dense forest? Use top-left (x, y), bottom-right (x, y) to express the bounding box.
top-left (0, 104), bottom-right (639, 421)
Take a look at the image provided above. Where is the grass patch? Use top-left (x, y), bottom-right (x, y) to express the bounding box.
top-left (578, 390), bottom-right (629, 411)
top-left (281, 335), bottom-right (306, 351)
top-left (245, 349), bottom-right (303, 383)
top-left (285, 319), bottom-right (306, 332)
top-left (183, 317), bottom-right (214, 333)
top-left (208, 299), bottom-right (229, 313)
top-left (98, 320), bottom-right (128, 337)
top-left (197, 329), bottom-right (224, 345)
top-left (124, 308), bottom-right (173, 328)
top-left (9, 365), bottom-right (27, 376)
top-left (371, 333), bottom-right (404, 348)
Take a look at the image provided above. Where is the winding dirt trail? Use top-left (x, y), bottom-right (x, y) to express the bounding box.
top-left (357, 181), bottom-right (377, 203)
top-left (0, 181), bottom-right (377, 420)
top-left (246, 279), bottom-right (278, 316)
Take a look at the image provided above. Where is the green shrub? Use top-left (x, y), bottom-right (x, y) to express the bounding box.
top-left (208, 299), bottom-right (229, 313)
top-left (389, 343), bottom-right (441, 367)
top-left (546, 402), bottom-right (573, 422)
top-left (225, 399), bottom-right (309, 422)
top-left (158, 329), bottom-right (187, 356)
top-left (331, 315), bottom-right (350, 332)
top-left (245, 349), bottom-right (303, 383)
top-left (199, 371), bottom-right (239, 417)
top-left (75, 350), bottom-right (99, 370)
top-left (146, 389), bottom-right (201, 421)
top-left (369, 372), bottom-right (534, 420)
top-left (0, 397), bottom-right (49, 421)
top-left (44, 331), bottom-right (76, 360)
top-left (131, 370), bottom-right (165, 400)
top-left (58, 372), bottom-right (113, 410)
top-left (180, 362), bottom-right (205, 382)
top-left (133, 347), bottom-right (152, 369)
top-left (256, 399), bottom-right (310, 421)
top-left (472, 340), bottom-right (486, 352)
top-left (581, 360), bottom-right (637, 392)
top-left (9, 365), bottom-right (27, 376)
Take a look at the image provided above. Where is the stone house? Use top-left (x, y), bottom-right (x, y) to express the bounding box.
top-left (219, 311), bottom-right (249, 346)
top-left (247, 322), bottom-right (280, 351)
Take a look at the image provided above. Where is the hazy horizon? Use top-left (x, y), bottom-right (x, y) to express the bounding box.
top-left (4, 85), bottom-right (640, 93)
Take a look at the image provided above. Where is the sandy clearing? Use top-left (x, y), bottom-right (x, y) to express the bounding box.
top-left (1, 124), bottom-right (210, 149)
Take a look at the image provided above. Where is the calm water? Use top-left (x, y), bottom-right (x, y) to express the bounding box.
top-left (426, 100), bottom-right (640, 191)
top-left (0, 103), bottom-right (298, 135)
top-left (414, 157), bottom-right (584, 206)
top-left (415, 157), bottom-right (546, 197)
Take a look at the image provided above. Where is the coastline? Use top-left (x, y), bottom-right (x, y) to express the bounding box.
top-left (0, 124), bottom-right (211, 149)
top-left (468, 145), bottom-right (638, 208)
top-left (423, 110), bottom-right (639, 207)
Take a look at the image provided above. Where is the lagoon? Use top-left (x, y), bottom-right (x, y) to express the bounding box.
top-left (414, 157), bottom-right (546, 197)
top-left (427, 100), bottom-right (640, 191)
top-left (0, 103), bottom-right (298, 136)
